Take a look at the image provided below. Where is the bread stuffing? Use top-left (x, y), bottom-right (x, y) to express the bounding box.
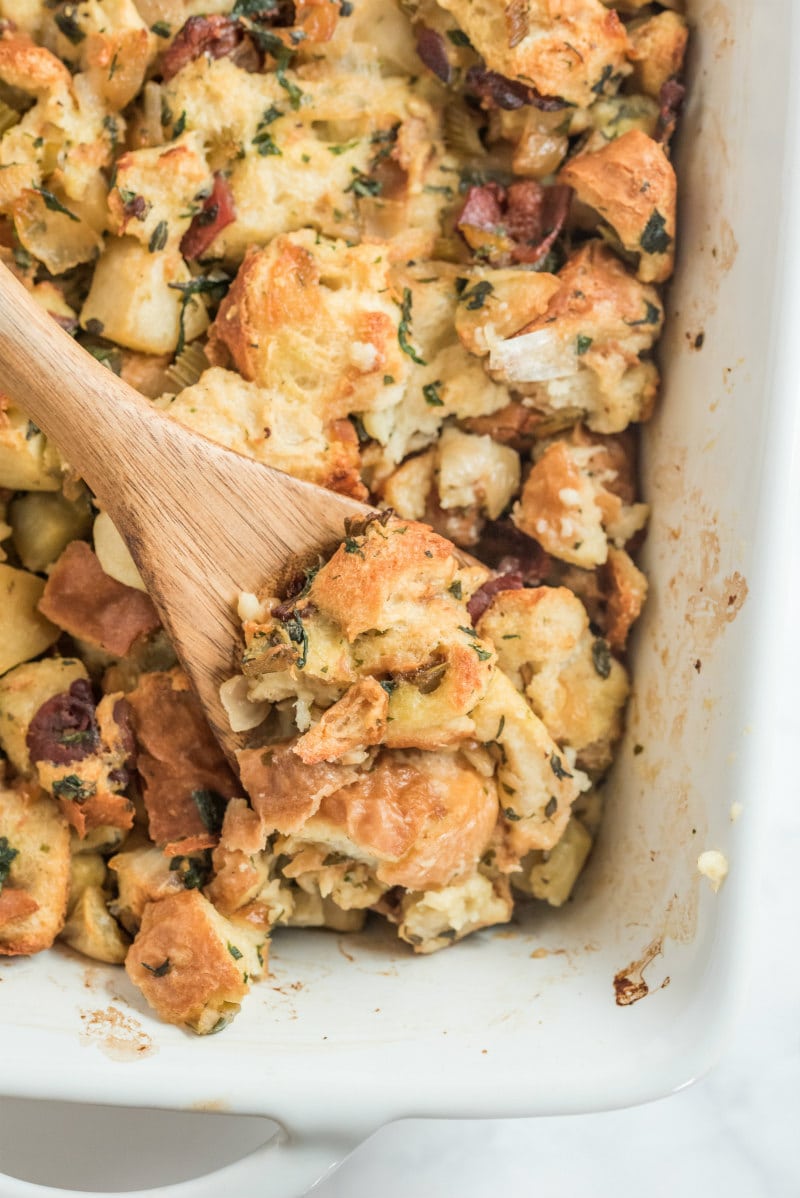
top-left (0, 0), bottom-right (686, 1031)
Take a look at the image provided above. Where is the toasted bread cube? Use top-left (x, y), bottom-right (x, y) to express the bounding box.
top-left (0, 782), bottom-right (70, 955)
top-left (527, 817), bottom-right (593, 907)
top-left (108, 842), bottom-right (188, 933)
top-left (628, 12), bottom-right (688, 99)
top-left (0, 657), bottom-right (88, 774)
top-left (60, 883), bottom-right (129, 964)
top-left (560, 130), bottom-right (677, 283)
top-left (108, 133), bottom-right (211, 251)
top-left (398, 872), bottom-right (512, 953)
top-left (0, 401), bottom-right (64, 491)
top-left (66, 850), bottom-right (107, 914)
top-left (0, 563), bottom-right (60, 676)
top-left (126, 890), bottom-right (266, 1034)
top-left (79, 237), bottom-right (209, 355)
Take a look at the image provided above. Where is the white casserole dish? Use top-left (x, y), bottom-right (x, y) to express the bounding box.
top-left (1, 1), bottom-right (798, 1193)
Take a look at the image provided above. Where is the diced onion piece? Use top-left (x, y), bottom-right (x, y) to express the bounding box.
top-left (93, 511), bottom-right (147, 592)
top-left (219, 674), bottom-right (269, 732)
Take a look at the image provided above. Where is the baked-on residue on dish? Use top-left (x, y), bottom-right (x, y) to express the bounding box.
top-left (0, 0), bottom-right (685, 1033)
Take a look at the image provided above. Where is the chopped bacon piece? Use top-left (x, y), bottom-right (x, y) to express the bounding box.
top-left (467, 567), bottom-right (524, 623)
top-left (127, 669), bottom-right (239, 846)
top-left (465, 65), bottom-right (567, 112)
top-left (160, 14), bottom-right (244, 82)
top-left (415, 25), bottom-right (451, 83)
top-left (457, 179), bottom-right (571, 266)
top-left (180, 172), bottom-right (237, 262)
top-left (26, 679), bottom-right (99, 767)
top-left (656, 78), bottom-right (686, 144)
top-left (38, 541), bottom-right (160, 657)
top-left (473, 519), bottom-right (552, 585)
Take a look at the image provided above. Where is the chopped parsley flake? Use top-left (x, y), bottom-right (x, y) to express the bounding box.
top-left (576, 334), bottom-right (593, 355)
top-left (640, 209), bottom-right (672, 255)
top-left (591, 638), bottom-right (612, 679)
top-left (397, 288), bottom-right (426, 365)
top-left (0, 838), bottom-right (18, 892)
top-left (141, 958), bottom-right (171, 977)
top-left (423, 380), bottom-right (444, 406)
top-left (549, 753), bottom-right (572, 780)
top-left (192, 788), bottom-right (227, 835)
top-left (148, 220), bottom-right (168, 252)
top-left (35, 188), bottom-right (79, 223)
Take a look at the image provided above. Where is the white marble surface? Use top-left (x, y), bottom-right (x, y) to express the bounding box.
top-left (0, 716), bottom-right (797, 1198)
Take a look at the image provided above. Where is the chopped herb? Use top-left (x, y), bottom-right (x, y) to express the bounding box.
top-left (55, 8), bottom-right (85, 43)
top-left (549, 753), bottom-right (572, 780)
top-left (141, 958), bottom-right (171, 977)
top-left (52, 775), bottom-right (96, 803)
top-left (640, 209), bottom-right (672, 255)
top-left (343, 535), bottom-right (365, 558)
top-left (423, 380), bottom-right (444, 406)
top-left (169, 853), bottom-right (211, 890)
top-left (13, 245), bottom-right (33, 272)
top-left (253, 128), bottom-right (281, 156)
top-left (150, 20), bottom-right (171, 36)
top-left (446, 28), bottom-right (472, 47)
top-left (459, 280), bottom-right (493, 310)
top-left (168, 272), bottom-right (230, 354)
top-left (25, 420), bottom-right (40, 440)
top-left (625, 301), bottom-right (661, 327)
top-left (339, 0), bottom-right (353, 13)
top-left (109, 50), bottom-right (119, 78)
top-left (103, 114), bottom-right (119, 149)
top-left (501, 633), bottom-right (520, 640)
top-left (350, 414), bottom-right (370, 443)
top-left (422, 183), bottom-right (454, 198)
top-left (346, 170), bottom-right (382, 198)
top-left (633, 743), bottom-right (644, 756)
top-left (591, 64), bottom-right (614, 96)
top-left (383, 374), bottom-right (395, 385)
top-left (496, 715), bottom-right (505, 740)
top-left (545, 796), bottom-right (558, 819)
top-left (227, 943), bottom-right (243, 960)
top-left (473, 645), bottom-right (492, 661)
top-left (245, 27), bottom-right (304, 109)
top-left (172, 110), bottom-right (187, 137)
top-left (503, 806), bottom-right (521, 821)
top-left (397, 287), bottom-right (426, 365)
top-left (84, 317), bottom-right (104, 336)
top-left (328, 140), bottom-right (360, 155)
top-left (35, 188), bottom-right (79, 222)
top-left (148, 220), bottom-right (169, 252)
top-left (591, 637), bottom-right (612, 679)
top-left (576, 334), bottom-right (593, 355)
top-left (192, 788), bottom-right (227, 835)
top-left (58, 729), bottom-right (94, 747)
top-left (0, 837), bottom-right (18, 892)
top-left (448, 580), bottom-right (462, 599)
top-left (232, 0), bottom-right (279, 12)
top-left (379, 679), bottom-right (397, 696)
top-left (284, 611), bottom-right (309, 668)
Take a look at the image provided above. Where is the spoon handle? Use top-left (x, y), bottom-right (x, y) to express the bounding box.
top-left (0, 262), bottom-right (182, 517)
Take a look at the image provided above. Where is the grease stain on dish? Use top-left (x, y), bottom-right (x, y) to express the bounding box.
top-left (612, 936), bottom-right (670, 1007)
top-left (79, 1005), bottom-right (156, 1060)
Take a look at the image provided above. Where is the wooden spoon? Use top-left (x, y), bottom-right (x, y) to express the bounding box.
top-left (0, 263), bottom-right (371, 758)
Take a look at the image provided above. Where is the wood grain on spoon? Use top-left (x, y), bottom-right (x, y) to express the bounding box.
top-left (0, 263), bottom-right (371, 759)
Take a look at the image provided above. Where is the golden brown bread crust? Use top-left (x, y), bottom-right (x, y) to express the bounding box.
top-left (627, 12), bottom-right (688, 99)
top-left (308, 519), bottom-right (460, 641)
top-left (303, 751), bottom-right (499, 890)
top-left (127, 668), bottom-right (240, 846)
top-left (559, 130), bottom-right (677, 283)
top-left (293, 677), bottom-right (389, 764)
top-left (0, 31), bottom-right (72, 94)
top-left (0, 781), bottom-right (70, 956)
top-left (126, 889), bottom-right (262, 1032)
top-left (38, 541), bottom-right (160, 657)
top-left (437, 0), bottom-right (630, 108)
top-left (237, 744), bottom-right (357, 835)
top-left (602, 546), bottom-right (648, 652)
